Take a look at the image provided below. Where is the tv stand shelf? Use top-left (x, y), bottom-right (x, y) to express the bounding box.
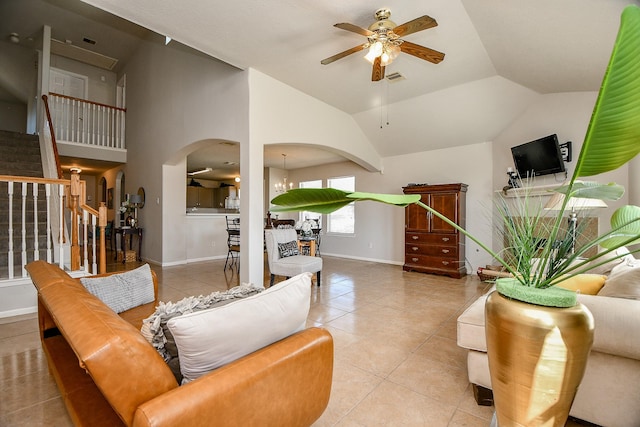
top-left (499, 183), bottom-right (561, 198)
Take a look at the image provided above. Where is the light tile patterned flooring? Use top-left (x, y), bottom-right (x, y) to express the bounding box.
top-left (0, 255), bottom-right (589, 426)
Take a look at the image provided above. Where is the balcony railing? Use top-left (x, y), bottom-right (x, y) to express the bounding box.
top-left (46, 92), bottom-right (126, 149)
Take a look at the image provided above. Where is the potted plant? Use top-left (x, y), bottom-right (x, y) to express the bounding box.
top-left (271, 6), bottom-right (640, 425)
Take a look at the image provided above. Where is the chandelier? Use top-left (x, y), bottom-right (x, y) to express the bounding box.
top-left (274, 154), bottom-right (293, 193)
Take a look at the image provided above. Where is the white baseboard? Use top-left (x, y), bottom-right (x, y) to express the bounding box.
top-left (321, 252), bottom-right (403, 266)
top-left (0, 306), bottom-right (37, 319)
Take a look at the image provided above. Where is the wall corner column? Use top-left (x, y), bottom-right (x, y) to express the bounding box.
top-left (240, 137), bottom-right (264, 287)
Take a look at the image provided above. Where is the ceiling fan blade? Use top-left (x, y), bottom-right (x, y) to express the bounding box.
top-left (371, 56), bottom-right (385, 81)
top-left (393, 15), bottom-right (438, 37)
top-left (321, 44), bottom-right (367, 65)
top-left (400, 40), bottom-right (445, 64)
top-left (334, 22), bottom-right (374, 37)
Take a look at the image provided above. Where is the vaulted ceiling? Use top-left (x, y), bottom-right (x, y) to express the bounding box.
top-left (2, 0), bottom-right (638, 173)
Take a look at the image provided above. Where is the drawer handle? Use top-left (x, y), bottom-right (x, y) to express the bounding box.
top-left (412, 246), bottom-right (419, 251)
top-left (441, 237), bottom-right (450, 242)
top-left (412, 257), bottom-right (419, 262)
top-left (441, 249), bottom-right (450, 254)
top-left (442, 261), bottom-right (450, 265)
top-left (411, 235), bottom-right (419, 240)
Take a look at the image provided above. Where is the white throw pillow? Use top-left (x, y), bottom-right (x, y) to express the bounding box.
top-left (598, 262), bottom-right (640, 300)
top-left (167, 272), bottom-right (312, 384)
top-left (80, 264), bottom-right (154, 313)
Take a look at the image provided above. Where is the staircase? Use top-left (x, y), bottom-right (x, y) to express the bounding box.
top-left (0, 131), bottom-right (51, 280)
top-left (0, 130), bottom-right (44, 178)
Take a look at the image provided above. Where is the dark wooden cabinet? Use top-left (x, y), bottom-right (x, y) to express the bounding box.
top-left (403, 183), bottom-right (467, 278)
top-left (187, 187), bottom-right (214, 208)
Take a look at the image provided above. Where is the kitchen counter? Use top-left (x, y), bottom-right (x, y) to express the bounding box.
top-left (186, 208), bottom-right (239, 215)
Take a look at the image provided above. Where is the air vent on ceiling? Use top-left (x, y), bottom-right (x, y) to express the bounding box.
top-left (50, 38), bottom-right (118, 70)
top-left (386, 72), bottom-right (406, 83)
top-left (83, 37), bottom-right (96, 45)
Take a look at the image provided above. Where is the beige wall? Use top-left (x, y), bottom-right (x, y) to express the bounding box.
top-left (121, 39), bottom-right (249, 265)
top-left (288, 142), bottom-right (494, 271)
top-left (492, 91), bottom-right (629, 252)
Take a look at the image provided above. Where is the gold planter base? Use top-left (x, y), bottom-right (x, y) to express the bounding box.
top-left (486, 291), bottom-right (594, 427)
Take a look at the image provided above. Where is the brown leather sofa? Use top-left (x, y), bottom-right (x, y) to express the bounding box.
top-left (26, 260), bottom-right (334, 427)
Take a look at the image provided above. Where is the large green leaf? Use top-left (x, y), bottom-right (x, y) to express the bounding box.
top-left (270, 188), bottom-right (353, 214)
top-left (347, 191), bottom-right (421, 207)
top-left (554, 181), bottom-right (625, 201)
top-left (600, 205), bottom-right (640, 248)
top-left (573, 5), bottom-right (640, 178)
top-left (270, 188), bottom-right (420, 214)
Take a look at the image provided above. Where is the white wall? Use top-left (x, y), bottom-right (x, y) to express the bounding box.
top-left (248, 70), bottom-right (383, 172)
top-left (50, 55), bottom-right (117, 105)
top-left (288, 142), bottom-right (495, 271)
top-left (492, 91), bottom-right (629, 250)
top-left (353, 76), bottom-right (539, 156)
top-left (0, 101), bottom-right (27, 133)
top-left (0, 41), bottom-right (36, 104)
top-left (122, 39), bottom-right (249, 264)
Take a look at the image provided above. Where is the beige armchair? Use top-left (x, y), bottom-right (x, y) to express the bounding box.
top-left (264, 228), bottom-right (322, 287)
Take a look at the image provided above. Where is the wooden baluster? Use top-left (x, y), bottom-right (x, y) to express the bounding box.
top-left (21, 182), bottom-right (27, 277)
top-left (100, 105), bottom-right (105, 146)
top-left (75, 99), bottom-right (80, 143)
top-left (45, 183), bottom-right (52, 263)
top-left (58, 184), bottom-right (65, 270)
top-left (32, 183), bottom-right (39, 262)
top-left (82, 210), bottom-right (89, 271)
top-left (70, 172), bottom-right (80, 271)
top-left (7, 182), bottom-right (14, 279)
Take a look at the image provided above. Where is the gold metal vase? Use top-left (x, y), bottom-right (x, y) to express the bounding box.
top-left (485, 290), bottom-right (594, 427)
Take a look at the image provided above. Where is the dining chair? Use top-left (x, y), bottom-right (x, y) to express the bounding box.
top-left (264, 228), bottom-right (322, 287)
top-left (225, 216), bottom-right (240, 271)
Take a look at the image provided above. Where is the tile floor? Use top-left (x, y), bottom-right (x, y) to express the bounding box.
top-left (0, 255), bottom-right (590, 426)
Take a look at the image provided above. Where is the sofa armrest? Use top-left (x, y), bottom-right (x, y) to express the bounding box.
top-left (132, 327), bottom-right (334, 427)
top-left (578, 294), bottom-right (640, 360)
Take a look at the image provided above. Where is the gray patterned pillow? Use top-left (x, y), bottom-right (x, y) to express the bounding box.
top-left (278, 240), bottom-right (299, 258)
top-left (80, 264), bottom-right (155, 313)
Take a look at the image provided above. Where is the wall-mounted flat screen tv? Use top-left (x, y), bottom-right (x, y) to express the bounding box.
top-left (511, 134), bottom-right (565, 178)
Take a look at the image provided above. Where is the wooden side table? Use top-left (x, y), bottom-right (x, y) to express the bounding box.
top-left (297, 237), bottom-right (316, 257)
top-left (113, 227), bottom-right (143, 262)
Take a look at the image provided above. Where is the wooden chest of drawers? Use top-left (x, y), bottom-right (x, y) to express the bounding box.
top-left (403, 183), bottom-right (467, 278)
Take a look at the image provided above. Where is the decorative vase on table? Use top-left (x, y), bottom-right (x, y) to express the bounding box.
top-left (486, 279), bottom-right (594, 427)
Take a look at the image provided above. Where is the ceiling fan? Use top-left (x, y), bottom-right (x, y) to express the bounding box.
top-left (321, 8), bottom-right (445, 81)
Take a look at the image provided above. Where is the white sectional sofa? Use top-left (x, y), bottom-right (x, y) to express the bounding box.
top-left (457, 282), bottom-right (640, 427)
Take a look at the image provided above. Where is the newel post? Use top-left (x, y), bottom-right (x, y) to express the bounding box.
top-left (98, 202), bottom-right (107, 273)
top-left (69, 171), bottom-right (81, 271)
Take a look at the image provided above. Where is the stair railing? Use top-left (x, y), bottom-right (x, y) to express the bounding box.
top-left (0, 171), bottom-right (107, 280)
top-left (41, 94), bottom-right (63, 179)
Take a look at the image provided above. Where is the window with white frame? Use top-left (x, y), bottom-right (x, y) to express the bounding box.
top-left (327, 176), bottom-right (355, 234)
top-left (299, 180), bottom-right (323, 228)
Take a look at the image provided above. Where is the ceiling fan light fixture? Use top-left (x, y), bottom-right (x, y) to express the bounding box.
top-left (321, 9), bottom-right (444, 81)
top-left (385, 44), bottom-right (402, 65)
top-left (365, 40), bottom-right (384, 63)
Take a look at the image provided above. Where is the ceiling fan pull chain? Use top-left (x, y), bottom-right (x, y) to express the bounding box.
top-left (380, 79), bottom-right (390, 129)
top-left (380, 83), bottom-right (385, 129)
top-left (386, 79), bottom-right (390, 126)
